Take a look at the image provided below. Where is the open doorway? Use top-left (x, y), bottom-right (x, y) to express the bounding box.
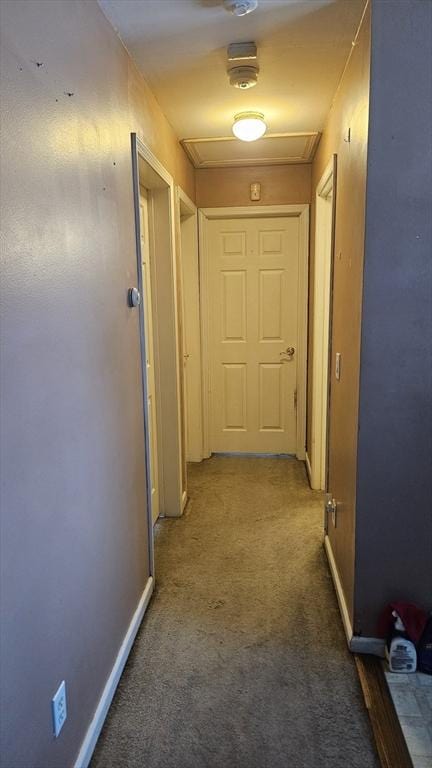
top-left (131, 134), bottom-right (187, 532)
top-left (308, 156), bottom-right (337, 491)
top-left (176, 188), bottom-right (202, 463)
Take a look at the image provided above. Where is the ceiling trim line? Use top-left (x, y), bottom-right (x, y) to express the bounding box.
top-left (181, 131), bottom-right (321, 169)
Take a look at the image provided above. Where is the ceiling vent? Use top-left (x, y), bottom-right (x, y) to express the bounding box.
top-left (227, 42), bottom-right (259, 89)
top-left (223, 0), bottom-right (258, 17)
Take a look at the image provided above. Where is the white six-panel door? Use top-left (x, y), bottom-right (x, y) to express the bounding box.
top-left (140, 187), bottom-right (160, 523)
top-left (207, 216), bottom-right (300, 454)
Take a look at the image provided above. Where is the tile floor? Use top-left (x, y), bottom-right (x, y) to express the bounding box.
top-left (385, 666), bottom-right (432, 768)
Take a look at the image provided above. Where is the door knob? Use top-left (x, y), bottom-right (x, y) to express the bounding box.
top-left (279, 346), bottom-right (295, 361)
top-left (325, 497), bottom-right (337, 515)
top-left (128, 287), bottom-right (141, 308)
top-left (325, 496), bottom-right (338, 527)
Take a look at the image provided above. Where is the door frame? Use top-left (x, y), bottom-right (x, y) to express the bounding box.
top-left (176, 187), bottom-right (203, 463)
top-left (309, 156), bottom-right (337, 491)
top-left (131, 134), bottom-right (186, 541)
top-left (198, 204), bottom-right (309, 461)
top-left (139, 187), bottom-right (160, 525)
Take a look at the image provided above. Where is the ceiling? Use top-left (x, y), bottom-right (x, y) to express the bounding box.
top-left (182, 131), bottom-right (320, 167)
top-left (99, 0), bottom-right (365, 165)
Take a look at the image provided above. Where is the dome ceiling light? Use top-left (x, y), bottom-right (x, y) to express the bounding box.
top-left (232, 112), bottom-right (267, 142)
top-left (223, 0), bottom-right (258, 16)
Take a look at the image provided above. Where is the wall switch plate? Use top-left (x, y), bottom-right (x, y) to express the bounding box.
top-left (335, 352), bottom-right (341, 381)
top-left (250, 182), bottom-right (261, 201)
top-left (52, 680), bottom-right (67, 738)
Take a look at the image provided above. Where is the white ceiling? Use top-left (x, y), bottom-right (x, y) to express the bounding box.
top-left (99, 0), bottom-right (365, 146)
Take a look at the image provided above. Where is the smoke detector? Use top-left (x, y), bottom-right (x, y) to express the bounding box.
top-left (223, 0), bottom-right (258, 16)
top-left (229, 65), bottom-right (258, 89)
top-left (227, 42), bottom-right (259, 89)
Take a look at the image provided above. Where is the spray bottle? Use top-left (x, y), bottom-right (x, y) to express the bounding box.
top-left (385, 610), bottom-right (417, 673)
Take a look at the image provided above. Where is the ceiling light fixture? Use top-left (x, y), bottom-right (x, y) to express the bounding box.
top-left (223, 0), bottom-right (258, 17)
top-left (232, 112), bottom-right (266, 142)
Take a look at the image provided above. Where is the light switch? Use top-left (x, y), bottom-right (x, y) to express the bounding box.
top-left (335, 352), bottom-right (341, 381)
top-left (250, 182), bottom-right (261, 201)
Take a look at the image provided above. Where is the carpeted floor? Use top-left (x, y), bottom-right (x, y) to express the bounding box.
top-left (91, 456), bottom-right (379, 768)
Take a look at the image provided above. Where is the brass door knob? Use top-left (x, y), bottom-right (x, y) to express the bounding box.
top-left (279, 346), bottom-right (295, 361)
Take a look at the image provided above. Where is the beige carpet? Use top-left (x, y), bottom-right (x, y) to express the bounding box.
top-left (91, 456), bottom-right (379, 768)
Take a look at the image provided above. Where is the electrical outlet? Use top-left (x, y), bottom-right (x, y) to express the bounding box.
top-left (52, 680), bottom-right (67, 738)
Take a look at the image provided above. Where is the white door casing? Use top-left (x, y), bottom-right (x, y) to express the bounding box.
top-left (140, 187), bottom-right (159, 523)
top-left (200, 206), bottom-right (309, 458)
top-left (177, 188), bottom-right (202, 462)
top-left (309, 157), bottom-right (336, 491)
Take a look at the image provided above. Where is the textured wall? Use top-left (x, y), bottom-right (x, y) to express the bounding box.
top-left (0, 1), bottom-right (193, 767)
top-left (128, 60), bottom-right (195, 199)
top-left (309, 3), bottom-right (371, 621)
top-left (195, 164), bottom-right (311, 208)
top-left (355, 0), bottom-right (432, 635)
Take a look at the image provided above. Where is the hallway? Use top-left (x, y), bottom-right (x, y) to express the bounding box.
top-left (91, 457), bottom-right (378, 768)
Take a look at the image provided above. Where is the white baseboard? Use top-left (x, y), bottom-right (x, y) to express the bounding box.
top-left (305, 450), bottom-right (324, 491)
top-left (73, 576), bottom-right (154, 768)
top-left (162, 490), bottom-right (188, 518)
top-left (305, 452), bottom-right (313, 486)
top-left (324, 534), bottom-right (354, 644)
top-left (212, 452), bottom-right (296, 458)
top-left (350, 634), bottom-right (385, 657)
top-left (323, 536), bottom-right (385, 658)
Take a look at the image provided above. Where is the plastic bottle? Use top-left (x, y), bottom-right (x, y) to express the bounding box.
top-left (385, 611), bottom-right (417, 673)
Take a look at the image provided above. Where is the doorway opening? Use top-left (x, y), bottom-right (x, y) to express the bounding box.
top-left (176, 188), bottom-right (202, 463)
top-left (198, 205), bottom-right (309, 460)
top-left (131, 134), bottom-right (187, 545)
top-left (308, 156), bottom-right (337, 491)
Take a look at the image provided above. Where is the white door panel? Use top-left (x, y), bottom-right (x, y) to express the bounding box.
top-left (208, 216), bottom-right (299, 454)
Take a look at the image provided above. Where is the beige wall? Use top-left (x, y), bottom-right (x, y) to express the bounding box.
top-left (128, 61), bottom-right (195, 199)
top-left (309, 3), bottom-right (371, 622)
top-left (0, 1), bottom-right (193, 767)
top-left (195, 164), bottom-right (311, 208)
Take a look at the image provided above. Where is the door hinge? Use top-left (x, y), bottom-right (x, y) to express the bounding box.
top-left (293, 389), bottom-right (297, 409)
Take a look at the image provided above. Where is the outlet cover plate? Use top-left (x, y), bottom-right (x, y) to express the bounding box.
top-left (52, 680), bottom-right (67, 738)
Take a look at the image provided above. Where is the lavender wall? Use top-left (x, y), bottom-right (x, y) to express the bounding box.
top-left (355, 0), bottom-right (432, 635)
top-left (0, 1), bottom-right (194, 765)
